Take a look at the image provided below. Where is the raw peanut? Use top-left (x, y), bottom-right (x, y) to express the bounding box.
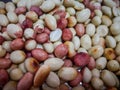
top-left (63, 59), bottom-right (73, 67)
top-left (104, 48), bottom-right (116, 60)
top-left (0, 69), bottom-right (9, 88)
top-left (53, 41), bottom-right (62, 48)
top-left (7, 24), bottom-right (23, 38)
top-left (62, 28), bottom-right (73, 41)
top-left (73, 52), bottom-right (90, 67)
top-left (0, 14), bottom-right (9, 26)
top-left (0, 35), bottom-right (4, 45)
top-left (40, 0), bottom-right (55, 12)
top-left (115, 42), bottom-right (120, 55)
top-left (31, 48), bottom-right (48, 62)
top-left (18, 14), bottom-right (26, 24)
top-left (15, 6), bottom-right (26, 15)
top-left (69, 72), bottom-right (83, 87)
top-left (58, 67), bottom-right (77, 81)
top-left (87, 57), bottom-right (96, 70)
top-left (102, 15), bottom-right (112, 26)
top-left (67, 16), bottom-right (77, 27)
top-left (0, 45), bottom-right (6, 58)
top-left (36, 33), bottom-right (49, 44)
top-left (46, 72), bottom-right (60, 88)
top-left (91, 16), bottom-right (101, 26)
top-left (25, 39), bottom-right (37, 51)
top-left (5, 2), bottom-right (15, 12)
top-left (45, 14), bottom-right (57, 30)
top-left (0, 58), bottom-right (12, 69)
top-left (101, 6), bottom-right (112, 18)
top-left (91, 77), bottom-right (104, 90)
top-left (7, 11), bottom-right (18, 23)
top-left (67, 7), bottom-right (75, 16)
top-left (110, 22), bottom-right (120, 35)
top-left (25, 57), bottom-right (39, 73)
top-left (10, 50), bottom-right (26, 64)
top-left (2, 41), bottom-right (12, 52)
top-left (75, 24), bottom-right (85, 37)
top-left (24, 28), bottom-right (35, 39)
top-left (50, 28), bottom-right (62, 42)
top-left (86, 23), bottom-right (95, 37)
top-left (54, 44), bottom-right (68, 58)
top-left (59, 84), bottom-right (69, 90)
top-left (64, 41), bottom-right (76, 58)
top-left (96, 25), bottom-right (108, 37)
top-left (18, 63), bottom-right (27, 73)
top-left (3, 81), bottom-right (17, 90)
top-left (69, 28), bottom-right (76, 37)
top-left (76, 8), bottom-right (91, 23)
top-left (107, 60), bottom-right (119, 72)
top-left (81, 34), bottom-right (92, 50)
top-left (72, 85), bottom-right (85, 90)
top-left (44, 27), bottom-right (51, 35)
top-left (17, 72), bottom-right (33, 90)
top-left (30, 6), bottom-right (43, 16)
top-left (10, 38), bottom-right (24, 50)
top-left (106, 36), bottom-right (116, 48)
top-left (21, 18), bottom-right (33, 29)
top-left (72, 36), bottom-right (80, 50)
top-left (43, 43), bottom-right (54, 53)
top-left (26, 11), bottom-right (38, 22)
top-left (101, 70), bottom-right (116, 87)
top-left (54, 10), bottom-right (66, 20)
top-left (57, 18), bottom-right (68, 29)
top-left (92, 68), bottom-right (100, 78)
top-left (96, 57), bottom-right (107, 70)
top-left (44, 58), bottom-right (64, 71)
top-left (88, 45), bottom-right (104, 59)
top-left (10, 68), bottom-right (23, 81)
top-left (34, 65), bottom-right (50, 87)
top-left (83, 67), bottom-right (92, 83)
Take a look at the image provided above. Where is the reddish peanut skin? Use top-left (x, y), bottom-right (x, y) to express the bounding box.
top-left (62, 28), bottom-right (73, 41)
top-left (31, 48), bottom-right (48, 62)
top-left (73, 52), bottom-right (90, 67)
top-left (43, 27), bottom-right (51, 35)
top-left (54, 10), bottom-right (66, 18)
top-left (1, 27), bottom-right (7, 32)
top-left (63, 59), bottom-right (73, 67)
top-left (36, 33), bottom-right (49, 44)
top-left (17, 72), bottom-right (33, 90)
top-left (0, 35), bottom-right (4, 45)
top-left (57, 18), bottom-right (68, 30)
top-left (54, 44), bottom-right (68, 58)
top-left (0, 58), bottom-right (12, 69)
top-left (87, 57), bottom-right (96, 70)
top-left (75, 24), bottom-right (85, 37)
top-left (21, 18), bottom-right (33, 29)
top-left (69, 72), bottom-right (83, 87)
top-left (0, 69), bottom-right (9, 88)
top-left (30, 6), bottom-right (43, 16)
top-left (15, 7), bottom-right (26, 15)
top-left (10, 38), bottom-right (24, 50)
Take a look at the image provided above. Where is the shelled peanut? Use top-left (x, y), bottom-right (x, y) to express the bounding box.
top-left (0, 0), bottom-right (120, 90)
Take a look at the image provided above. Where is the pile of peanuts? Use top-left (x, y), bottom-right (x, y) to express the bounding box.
top-left (0, 0), bottom-right (120, 90)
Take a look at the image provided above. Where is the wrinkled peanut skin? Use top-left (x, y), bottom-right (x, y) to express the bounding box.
top-left (57, 18), bottom-right (68, 30)
top-left (15, 7), bottom-right (26, 15)
top-left (75, 24), bottom-right (85, 37)
top-left (0, 58), bottom-right (12, 69)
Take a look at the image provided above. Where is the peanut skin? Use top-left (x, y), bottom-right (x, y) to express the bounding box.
top-left (0, 58), bottom-right (12, 69)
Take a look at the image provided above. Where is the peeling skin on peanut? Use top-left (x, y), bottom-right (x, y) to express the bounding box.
top-left (0, 0), bottom-right (120, 90)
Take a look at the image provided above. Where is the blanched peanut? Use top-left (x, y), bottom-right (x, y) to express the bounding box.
top-left (24, 28), bottom-right (35, 39)
top-left (0, 14), bottom-right (9, 26)
top-left (6, 2), bottom-right (15, 12)
top-left (81, 34), bottom-right (91, 50)
top-left (72, 36), bottom-right (80, 50)
top-left (7, 64), bottom-right (17, 73)
top-left (96, 57), bottom-right (107, 70)
top-left (92, 68), bottom-right (100, 78)
top-left (10, 38), bottom-right (24, 50)
top-left (25, 39), bottom-right (36, 51)
top-left (7, 24), bottom-right (23, 38)
top-left (92, 16), bottom-right (101, 26)
top-left (58, 67), bottom-right (77, 81)
top-left (54, 44), bottom-right (68, 58)
top-left (26, 11), bottom-right (38, 22)
top-left (92, 34), bottom-right (100, 46)
top-left (46, 72), bottom-right (60, 88)
top-left (115, 42), bottom-right (120, 55)
top-left (0, 45), bottom-right (6, 58)
top-left (77, 48), bottom-right (88, 53)
top-left (101, 15), bottom-right (112, 26)
top-left (104, 48), bottom-right (116, 60)
top-left (3, 81), bottom-right (17, 90)
top-left (7, 11), bottom-right (18, 23)
top-left (43, 43), bottom-right (54, 53)
top-left (110, 22), bottom-right (120, 35)
top-left (114, 34), bottom-right (120, 42)
top-left (106, 36), bottom-right (116, 48)
top-left (10, 68), bottom-right (23, 81)
top-left (73, 1), bottom-right (85, 10)
top-left (75, 24), bottom-right (85, 37)
top-left (10, 50), bottom-right (26, 64)
top-left (86, 23), bottom-right (95, 37)
top-left (2, 31), bottom-right (12, 41)
top-left (103, 0), bottom-right (117, 8)
top-left (18, 63), bottom-right (27, 73)
top-left (94, 9), bottom-right (103, 18)
top-left (18, 14), bottom-right (26, 24)
top-left (44, 58), bottom-right (64, 71)
top-left (67, 16), bottom-right (77, 27)
top-left (67, 7), bottom-right (75, 16)
top-left (88, 45), bottom-right (104, 59)
top-left (0, 1), bottom-right (5, 8)
top-left (107, 60), bottom-right (120, 72)
top-left (31, 48), bottom-right (48, 62)
top-left (101, 6), bottom-right (112, 18)
top-left (2, 41), bottom-right (12, 52)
